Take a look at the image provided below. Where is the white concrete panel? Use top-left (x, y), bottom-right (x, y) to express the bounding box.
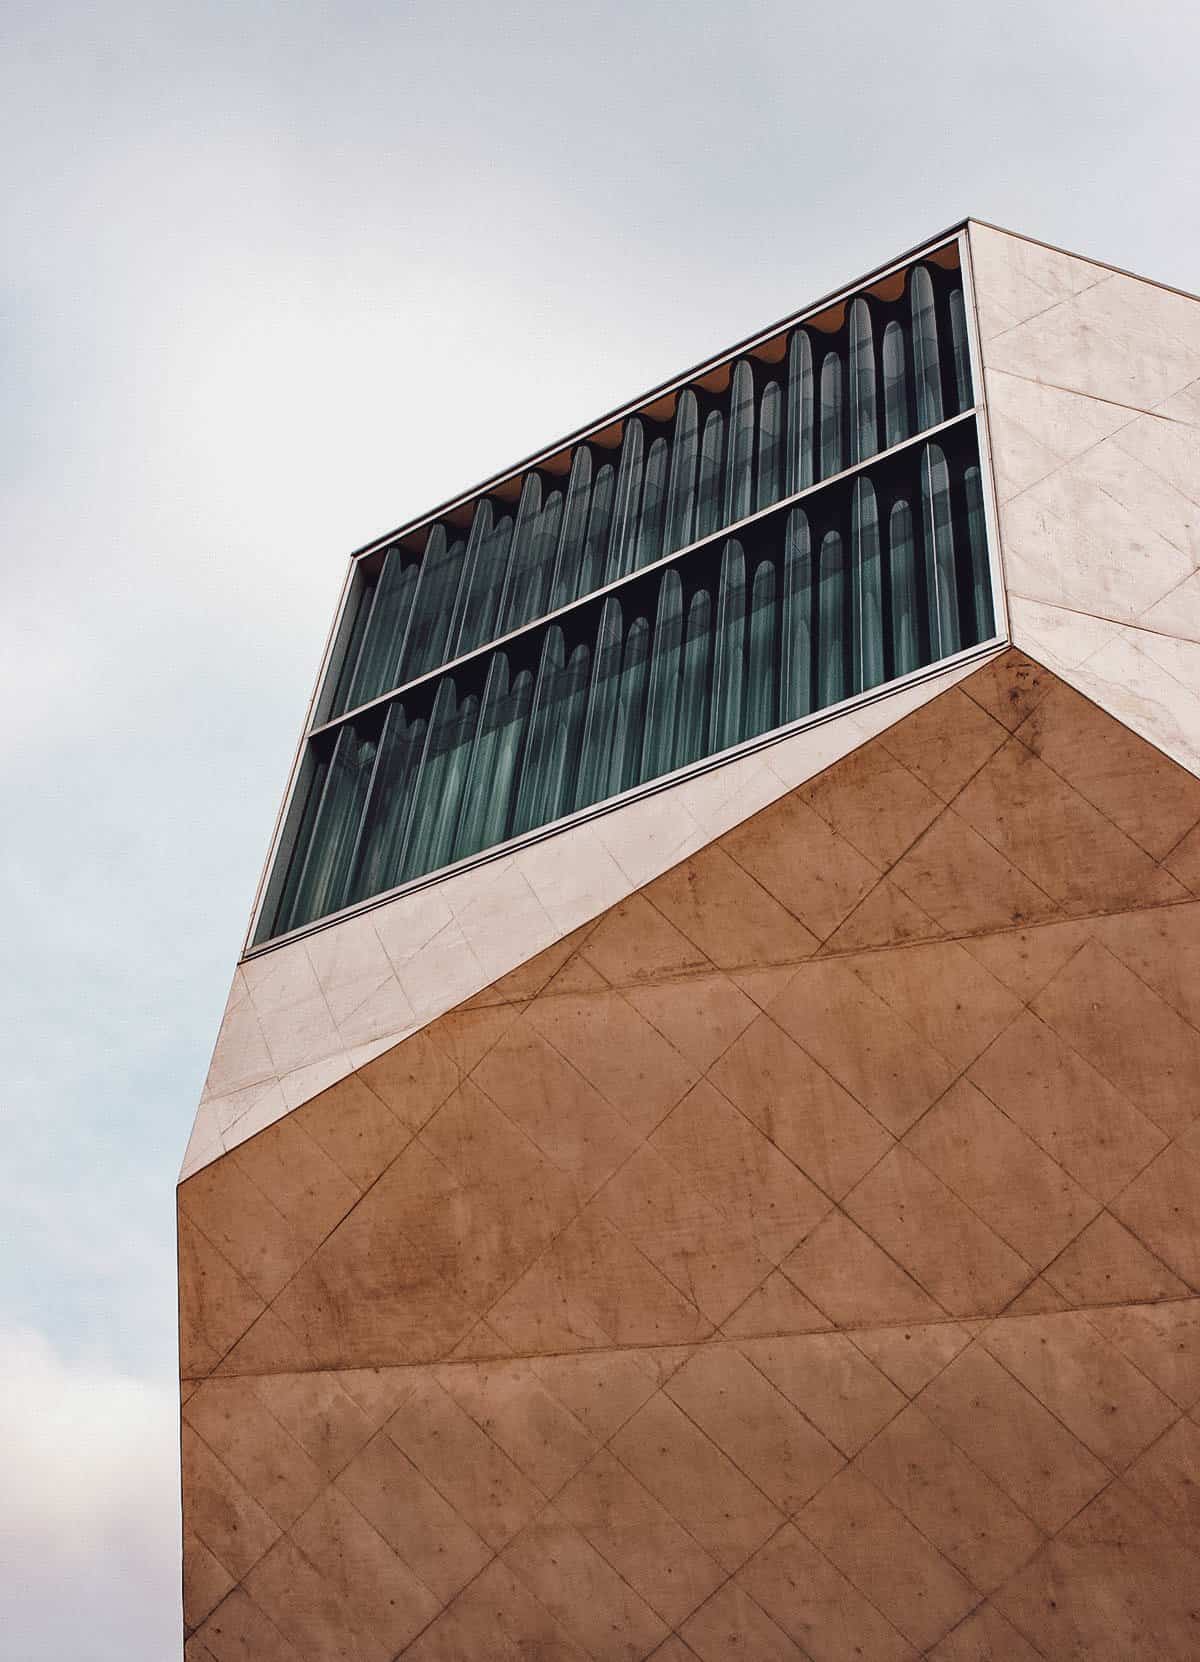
top-left (181, 650), bottom-right (994, 1179)
top-left (977, 223), bottom-right (1200, 787)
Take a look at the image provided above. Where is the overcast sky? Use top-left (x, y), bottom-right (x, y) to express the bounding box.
top-left (2, 1), bottom-right (1198, 1654)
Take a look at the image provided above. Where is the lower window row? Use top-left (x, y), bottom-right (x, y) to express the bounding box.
top-left (260, 423), bottom-right (993, 943)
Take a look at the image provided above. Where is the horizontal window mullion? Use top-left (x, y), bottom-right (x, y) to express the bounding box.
top-left (311, 405), bottom-right (979, 742)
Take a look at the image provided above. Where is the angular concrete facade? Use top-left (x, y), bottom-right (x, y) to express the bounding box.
top-left (180, 224), bottom-right (1200, 1658)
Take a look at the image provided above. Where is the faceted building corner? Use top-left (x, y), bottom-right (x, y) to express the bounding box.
top-left (179, 221), bottom-right (1200, 1659)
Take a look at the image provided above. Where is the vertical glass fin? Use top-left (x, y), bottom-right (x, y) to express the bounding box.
top-left (816, 529), bottom-right (847, 709)
top-left (888, 498), bottom-right (921, 678)
top-left (786, 329), bottom-right (815, 494)
top-left (849, 298), bottom-right (878, 466)
top-left (882, 320), bottom-right (911, 450)
top-left (607, 420), bottom-right (646, 584)
top-left (781, 507), bottom-right (814, 722)
top-left (725, 360), bottom-right (756, 525)
top-left (849, 477), bottom-right (884, 695)
top-left (819, 351), bottom-right (844, 480)
top-left (920, 442), bottom-right (961, 659)
top-left (756, 380), bottom-right (784, 513)
top-left (642, 567), bottom-right (684, 782)
top-left (949, 286), bottom-right (972, 415)
top-left (910, 266), bottom-right (944, 432)
top-left (711, 538), bottom-right (748, 753)
top-left (664, 391), bottom-right (699, 554)
top-left (745, 556), bottom-right (779, 741)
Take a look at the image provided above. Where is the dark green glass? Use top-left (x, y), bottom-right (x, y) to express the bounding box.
top-left (725, 360), bottom-right (756, 524)
top-left (641, 568), bottom-right (684, 782)
top-left (457, 653), bottom-right (533, 858)
top-left (888, 499), bottom-right (921, 677)
top-left (512, 626), bottom-right (566, 835)
top-left (496, 473), bottom-right (543, 636)
top-left (398, 524), bottom-right (465, 682)
top-left (401, 678), bottom-right (479, 880)
top-left (781, 507), bottom-right (814, 721)
top-left (949, 286), bottom-right (972, 415)
top-left (576, 596), bottom-right (625, 808)
top-left (882, 321), bottom-right (911, 449)
top-left (639, 437), bottom-right (669, 565)
top-left (609, 613), bottom-right (651, 795)
top-left (849, 298), bottom-right (878, 466)
top-left (963, 465), bottom-right (994, 642)
top-left (816, 529), bottom-right (847, 708)
top-left (676, 585), bottom-right (713, 767)
top-left (538, 642), bottom-right (590, 825)
top-left (352, 552), bottom-right (419, 711)
top-left (911, 266), bottom-right (944, 431)
top-left (350, 701), bottom-right (424, 902)
top-left (819, 352), bottom-right (844, 479)
top-left (288, 721), bottom-right (377, 928)
top-left (445, 500), bottom-right (495, 660)
top-left (696, 411), bottom-right (725, 539)
top-left (756, 381), bottom-right (783, 512)
top-left (711, 538), bottom-right (747, 753)
top-left (920, 442), bottom-right (961, 658)
top-left (849, 477), bottom-right (884, 695)
top-left (786, 329), bottom-right (815, 493)
top-left (578, 464), bottom-right (615, 598)
top-left (744, 555), bottom-right (778, 740)
top-left (607, 419), bottom-right (646, 584)
top-left (664, 391), bottom-right (699, 553)
top-left (550, 447), bottom-right (594, 611)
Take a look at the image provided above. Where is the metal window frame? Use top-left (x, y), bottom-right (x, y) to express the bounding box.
top-left (244, 221), bottom-right (1006, 957)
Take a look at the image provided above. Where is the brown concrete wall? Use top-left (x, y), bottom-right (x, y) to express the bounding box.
top-left (179, 649), bottom-right (1200, 1660)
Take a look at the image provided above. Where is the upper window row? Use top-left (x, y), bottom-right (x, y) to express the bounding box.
top-left (321, 256), bottom-right (972, 726)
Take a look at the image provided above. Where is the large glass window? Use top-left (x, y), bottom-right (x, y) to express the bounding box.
top-left (255, 248), bottom-right (996, 946)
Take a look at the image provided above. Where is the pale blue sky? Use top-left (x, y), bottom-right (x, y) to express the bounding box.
top-left (2, 1), bottom-right (1198, 1654)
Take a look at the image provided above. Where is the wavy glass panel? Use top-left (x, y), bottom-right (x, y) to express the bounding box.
top-left (725, 361), bottom-right (756, 525)
top-left (607, 420), bottom-right (646, 584)
top-left (949, 287), bottom-right (972, 415)
top-left (642, 568), bottom-right (684, 782)
top-left (676, 585), bottom-right (713, 768)
top-left (819, 352), bottom-right (844, 479)
top-left (910, 266), bottom-right (944, 432)
top-left (745, 555), bottom-right (778, 741)
top-left (816, 529), bottom-right (847, 710)
top-left (888, 498), bottom-right (921, 678)
top-left (920, 442), bottom-right (961, 660)
top-left (781, 507), bottom-right (813, 722)
top-left (850, 477), bottom-right (884, 695)
top-left (401, 679), bottom-right (479, 881)
top-left (285, 723), bottom-right (377, 929)
top-left (664, 392), bottom-right (699, 551)
top-left (711, 539), bottom-right (748, 752)
top-left (576, 596), bottom-right (625, 809)
top-left (398, 524), bottom-right (464, 683)
top-left (550, 448), bottom-right (594, 612)
top-left (964, 464), bottom-right (994, 642)
top-left (640, 438), bottom-right (670, 566)
top-left (756, 381), bottom-right (784, 512)
top-left (882, 320), bottom-right (911, 450)
top-left (350, 700), bottom-right (424, 904)
top-left (696, 411), bottom-right (725, 541)
top-left (496, 475), bottom-right (543, 637)
top-left (786, 329), bottom-right (815, 494)
top-left (609, 613), bottom-right (652, 795)
top-left (264, 248), bottom-right (998, 943)
top-left (849, 298), bottom-right (878, 466)
top-left (579, 464), bottom-right (615, 601)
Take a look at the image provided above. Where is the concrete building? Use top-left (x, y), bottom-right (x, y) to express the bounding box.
top-left (178, 220), bottom-right (1200, 1659)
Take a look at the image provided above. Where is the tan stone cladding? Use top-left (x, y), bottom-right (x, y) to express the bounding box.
top-left (179, 649), bottom-right (1200, 1659)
